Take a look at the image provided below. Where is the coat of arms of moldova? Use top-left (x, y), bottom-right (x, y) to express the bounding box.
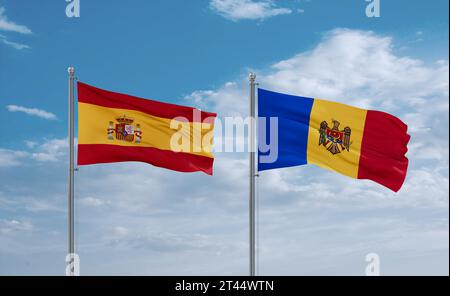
top-left (319, 120), bottom-right (351, 155)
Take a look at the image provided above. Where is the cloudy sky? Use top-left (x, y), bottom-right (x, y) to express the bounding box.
top-left (0, 0), bottom-right (448, 275)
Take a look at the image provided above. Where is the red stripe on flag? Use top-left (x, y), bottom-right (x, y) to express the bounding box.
top-left (358, 110), bottom-right (410, 192)
top-left (78, 144), bottom-right (214, 175)
top-left (77, 82), bottom-right (216, 123)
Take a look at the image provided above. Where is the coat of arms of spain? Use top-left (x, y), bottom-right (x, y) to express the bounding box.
top-left (107, 115), bottom-right (142, 144)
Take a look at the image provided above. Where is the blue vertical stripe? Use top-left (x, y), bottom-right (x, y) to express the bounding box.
top-left (258, 88), bottom-right (314, 171)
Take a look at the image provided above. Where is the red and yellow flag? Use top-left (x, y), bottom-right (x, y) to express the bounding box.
top-left (77, 82), bottom-right (216, 175)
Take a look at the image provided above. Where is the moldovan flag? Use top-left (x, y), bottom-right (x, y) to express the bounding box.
top-left (258, 89), bottom-right (410, 192)
top-left (77, 82), bottom-right (217, 175)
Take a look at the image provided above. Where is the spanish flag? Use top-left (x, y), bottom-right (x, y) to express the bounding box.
top-left (258, 89), bottom-right (410, 192)
top-left (77, 82), bottom-right (216, 175)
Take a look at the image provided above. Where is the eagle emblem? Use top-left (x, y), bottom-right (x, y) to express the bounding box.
top-left (319, 120), bottom-right (351, 155)
top-left (107, 115), bottom-right (142, 144)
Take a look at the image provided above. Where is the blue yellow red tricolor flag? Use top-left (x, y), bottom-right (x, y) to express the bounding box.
top-left (258, 89), bottom-right (410, 192)
top-left (77, 82), bottom-right (217, 175)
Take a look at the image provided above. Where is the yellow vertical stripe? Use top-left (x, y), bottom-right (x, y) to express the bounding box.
top-left (307, 99), bottom-right (367, 178)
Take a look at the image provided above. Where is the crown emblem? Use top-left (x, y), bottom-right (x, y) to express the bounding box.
top-left (107, 115), bottom-right (142, 144)
top-left (115, 115), bottom-right (134, 125)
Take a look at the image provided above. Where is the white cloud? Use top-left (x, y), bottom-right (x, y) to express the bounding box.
top-left (0, 6), bottom-right (32, 50)
top-left (112, 226), bottom-right (129, 237)
top-left (0, 219), bottom-right (32, 235)
top-left (185, 30), bottom-right (448, 127)
top-left (6, 105), bottom-right (57, 120)
top-left (210, 0), bottom-right (291, 21)
top-left (24, 140), bottom-right (37, 149)
top-left (415, 31), bottom-right (424, 42)
top-left (260, 29), bottom-right (448, 110)
top-left (107, 228), bottom-right (224, 253)
top-left (0, 29), bottom-right (448, 275)
top-left (0, 149), bottom-right (28, 167)
top-left (31, 138), bottom-right (68, 162)
top-left (0, 35), bottom-right (30, 50)
top-left (185, 82), bottom-right (246, 117)
top-left (185, 28), bottom-right (449, 207)
top-left (0, 138), bottom-right (68, 167)
top-left (79, 196), bottom-right (108, 207)
top-left (25, 198), bottom-right (65, 213)
top-left (0, 7), bottom-right (32, 34)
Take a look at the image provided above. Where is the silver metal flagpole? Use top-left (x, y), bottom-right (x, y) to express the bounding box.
top-left (67, 66), bottom-right (75, 276)
top-left (249, 72), bottom-right (256, 276)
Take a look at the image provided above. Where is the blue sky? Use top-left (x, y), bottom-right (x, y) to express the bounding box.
top-left (0, 0), bottom-right (449, 275)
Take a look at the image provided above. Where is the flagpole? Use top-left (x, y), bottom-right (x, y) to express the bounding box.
top-left (67, 66), bottom-right (75, 276)
top-left (249, 72), bottom-right (256, 276)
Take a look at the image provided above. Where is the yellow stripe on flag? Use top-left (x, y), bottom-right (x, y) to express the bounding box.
top-left (78, 102), bottom-right (214, 158)
top-left (307, 99), bottom-right (367, 178)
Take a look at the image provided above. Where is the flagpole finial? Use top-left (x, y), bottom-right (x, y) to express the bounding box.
top-left (249, 72), bottom-right (256, 82)
top-left (68, 66), bottom-right (75, 75)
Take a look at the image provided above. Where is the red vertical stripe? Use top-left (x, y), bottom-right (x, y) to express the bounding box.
top-left (358, 110), bottom-right (410, 192)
